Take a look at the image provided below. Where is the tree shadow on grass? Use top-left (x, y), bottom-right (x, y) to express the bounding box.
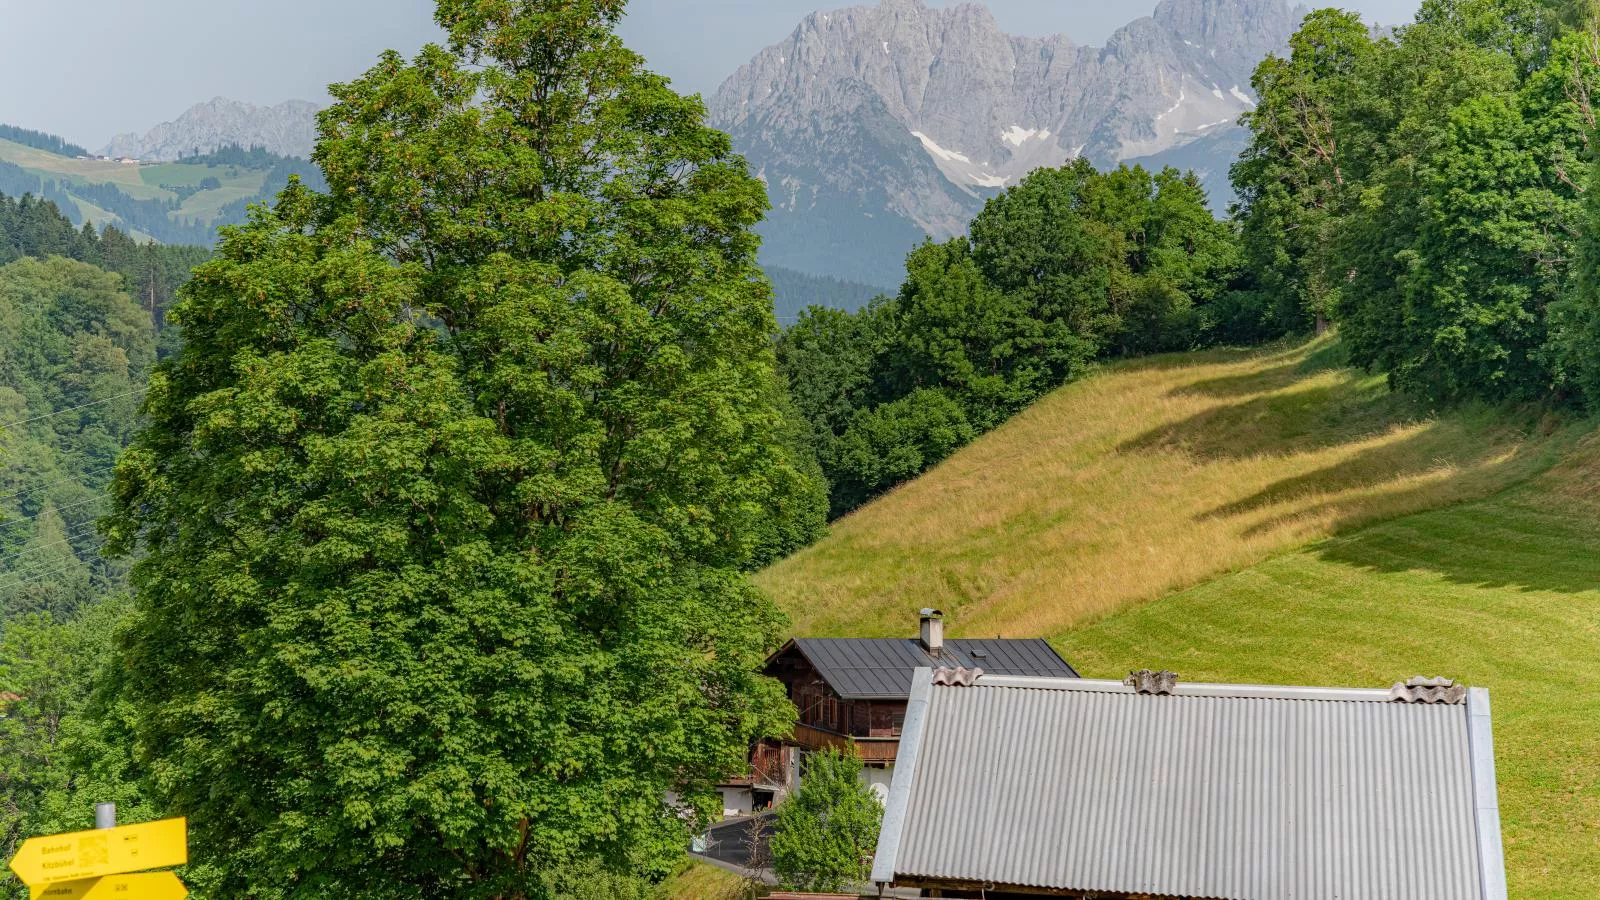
top-left (1120, 377), bottom-right (1426, 461)
top-left (1309, 487), bottom-right (1600, 595)
top-left (1098, 337), bottom-right (1322, 378)
top-left (1170, 338), bottom-right (1349, 400)
top-left (1204, 419), bottom-right (1535, 525)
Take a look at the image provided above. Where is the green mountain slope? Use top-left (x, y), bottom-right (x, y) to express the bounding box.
top-left (761, 336), bottom-right (1600, 895)
top-left (759, 337), bottom-right (1586, 637)
top-left (0, 135), bottom-right (318, 246)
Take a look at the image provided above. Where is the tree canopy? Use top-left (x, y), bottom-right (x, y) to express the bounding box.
top-left (770, 749), bottom-right (883, 893)
top-left (103, 1), bottom-right (819, 896)
top-left (1232, 0), bottom-right (1600, 407)
top-left (780, 159), bottom-right (1239, 517)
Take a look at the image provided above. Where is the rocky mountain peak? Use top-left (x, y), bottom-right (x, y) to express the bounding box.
top-left (100, 97), bottom-right (322, 162)
top-left (711, 0), bottom-right (1302, 287)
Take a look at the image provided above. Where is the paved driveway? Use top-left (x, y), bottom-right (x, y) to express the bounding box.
top-left (698, 812), bottom-right (775, 870)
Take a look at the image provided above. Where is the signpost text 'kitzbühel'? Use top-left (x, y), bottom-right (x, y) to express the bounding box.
top-left (7, 816), bottom-right (188, 899)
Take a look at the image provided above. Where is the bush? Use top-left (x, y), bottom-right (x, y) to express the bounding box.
top-left (771, 749), bottom-right (883, 893)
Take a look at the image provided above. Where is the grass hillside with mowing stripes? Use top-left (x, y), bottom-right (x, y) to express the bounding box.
top-left (1056, 441), bottom-right (1600, 897)
top-left (759, 336), bottom-right (1587, 639)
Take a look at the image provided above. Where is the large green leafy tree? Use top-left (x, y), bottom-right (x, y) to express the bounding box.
top-left (882, 238), bottom-right (1031, 428)
top-left (1235, 0), bottom-right (1599, 405)
top-left (1550, 19), bottom-right (1600, 403)
top-left (776, 302), bottom-right (895, 472)
top-left (1230, 9), bottom-right (1375, 340)
top-left (967, 161), bottom-right (1115, 388)
top-left (1335, 0), bottom-right (1593, 403)
top-left (103, 1), bottom-right (816, 896)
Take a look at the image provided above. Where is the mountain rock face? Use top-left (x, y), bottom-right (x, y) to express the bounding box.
top-left (710, 0), bottom-right (1305, 286)
top-left (101, 98), bottom-right (321, 161)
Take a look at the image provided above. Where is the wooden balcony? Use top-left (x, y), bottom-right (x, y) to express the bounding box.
top-left (853, 736), bottom-right (900, 764)
top-left (789, 723), bottom-right (900, 764)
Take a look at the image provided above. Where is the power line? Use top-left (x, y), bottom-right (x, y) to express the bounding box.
top-left (0, 557), bottom-right (101, 592)
top-left (0, 389), bottom-right (147, 432)
top-left (0, 495), bottom-right (106, 531)
top-left (0, 525), bottom-right (102, 568)
top-left (0, 465), bottom-right (118, 507)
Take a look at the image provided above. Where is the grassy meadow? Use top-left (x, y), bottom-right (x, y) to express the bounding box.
top-left (1057, 443), bottom-right (1600, 897)
top-left (759, 336), bottom-right (1587, 638)
top-left (0, 138), bottom-right (267, 226)
top-left (756, 334), bottom-right (1600, 896)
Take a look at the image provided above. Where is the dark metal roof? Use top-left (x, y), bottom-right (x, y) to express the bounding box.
top-left (787, 638), bottom-right (1077, 700)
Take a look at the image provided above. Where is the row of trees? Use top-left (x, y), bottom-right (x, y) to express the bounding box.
top-left (1231, 0), bottom-right (1600, 407)
top-left (781, 161), bottom-right (1239, 516)
top-left (0, 125), bottom-right (88, 160)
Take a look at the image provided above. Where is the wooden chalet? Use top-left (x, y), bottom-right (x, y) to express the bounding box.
top-left (717, 610), bottom-right (1078, 816)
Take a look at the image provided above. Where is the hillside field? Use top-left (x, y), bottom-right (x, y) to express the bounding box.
top-left (759, 335), bottom-right (1600, 896)
top-left (1056, 445), bottom-right (1600, 897)
top-left (0, 138), bottom-right (269, 227)
top-left (759, 337), bottom-right (1587, 638)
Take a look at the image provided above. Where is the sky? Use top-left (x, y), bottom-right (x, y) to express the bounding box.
top-left (0, 0), bottom-right (1419, 151)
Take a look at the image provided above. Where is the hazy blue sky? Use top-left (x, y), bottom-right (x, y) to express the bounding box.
top-left (1, 0), bottom-right (1418, 150)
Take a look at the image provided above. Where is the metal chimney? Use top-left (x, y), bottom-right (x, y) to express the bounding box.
top-left (919, 608), bottom-right (944, 654)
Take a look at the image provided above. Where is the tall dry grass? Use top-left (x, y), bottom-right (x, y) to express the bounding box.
top-left (758, 336), bottom-right (1586, 639)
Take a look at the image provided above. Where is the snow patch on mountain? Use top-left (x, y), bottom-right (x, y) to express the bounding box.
top-left (1001, 126), bottom-right (1052, 148)
top-left (912, 131), bottom-right (973, 165)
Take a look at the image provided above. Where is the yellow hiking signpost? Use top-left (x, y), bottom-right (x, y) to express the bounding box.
top-left (29, 872), bottom-right (188, 900)
top-left (7, 813), bottom-right (187, 899)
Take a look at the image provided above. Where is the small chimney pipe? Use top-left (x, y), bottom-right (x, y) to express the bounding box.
top-left (919, 608), bottom-right (944, 654)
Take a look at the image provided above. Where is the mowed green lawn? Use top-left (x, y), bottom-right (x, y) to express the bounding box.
top-left (1057, 443), bottom-right (1600, 897)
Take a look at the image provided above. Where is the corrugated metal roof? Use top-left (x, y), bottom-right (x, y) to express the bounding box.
top-left (788, 638), bottom-right (1077, 700)
top-left (873, 671), bottom-right (1506, 900)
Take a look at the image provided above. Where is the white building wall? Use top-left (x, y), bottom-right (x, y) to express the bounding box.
top-left (861, 765), bottom-right (895, 806)
top-left (719, 786), bottom-right (755, 818)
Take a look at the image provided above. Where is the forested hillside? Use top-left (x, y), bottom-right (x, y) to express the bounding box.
top-left (0, 126), bottom-right (88, 160)
top-left (0, 194), bottom-right (206, 881)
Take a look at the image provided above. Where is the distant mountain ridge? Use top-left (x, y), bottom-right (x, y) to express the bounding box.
top-left (711, 0), bottom-right (1306, 286)
top-left (101, 98), bottom-right (321, 162)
